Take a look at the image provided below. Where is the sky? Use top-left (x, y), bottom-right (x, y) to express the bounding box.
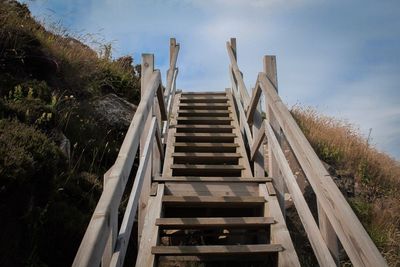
top-left (22, 0), bottom-right (400, 159)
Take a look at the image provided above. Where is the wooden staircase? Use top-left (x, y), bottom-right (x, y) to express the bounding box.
top-left (137, 91), bottom-right (298, 267)
top-left (72, 38), bottom-right (388, 267)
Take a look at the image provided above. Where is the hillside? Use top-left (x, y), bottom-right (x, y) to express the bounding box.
top-left (292, 107), bottom-right (400, 266)
top-left (0, 1), bottom-right (140, 266)
top-left (1, 1), bottom-right (399, 267)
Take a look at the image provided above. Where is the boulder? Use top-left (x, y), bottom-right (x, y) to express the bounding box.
top-left (91, 94), bottom-right (137, 129)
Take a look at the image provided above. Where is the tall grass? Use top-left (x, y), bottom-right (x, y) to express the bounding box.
top-left (291, 106), bottom-right (400, 266)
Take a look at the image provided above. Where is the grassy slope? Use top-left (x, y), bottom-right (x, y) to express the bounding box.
top-left (0, 1), bottom-right (140, 266)
top-left (292, 107), bottom-right (400, 266)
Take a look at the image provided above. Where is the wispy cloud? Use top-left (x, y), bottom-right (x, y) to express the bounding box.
top-left (23, 0), bottom-right (400, 159)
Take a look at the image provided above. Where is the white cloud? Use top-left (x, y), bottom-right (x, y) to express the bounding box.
top-left (23, 0), bottom-right (400, 159)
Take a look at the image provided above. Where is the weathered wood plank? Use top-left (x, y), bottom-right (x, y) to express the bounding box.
top-left (260, 72), bottom-right (388, 266)
top-left (72, 70), bottom-right (161, 267)
top-left (165, 182), bottom-right (259, 196)
top-left (156, 217), bottom-right (275, 228)
top-left (135, 184), bottom-right (165, 267)
top-left (259, 184), bottom-right (301, 267)
top-left (247, 84), bottom-right (262, 125)
top-left (155, 176), bottom-right (271, 183)
top-left (110, 117), bottom-right (158, 267)
top-left (226, 89), bottom-right (253, 177)
top-left (152, 244), bottom-right (283, 255)
top-left (266, 122), bottom-right (337, 266)
top-left (162, 195), bottom-right (266, 205)
top-left (250, 120), bottom-right (266, 161)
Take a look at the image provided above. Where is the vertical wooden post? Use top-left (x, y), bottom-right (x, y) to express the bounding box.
top-left (230, 38), bottom-right (237, 61)
top-left (264, 55), bottom-right (285, 215)
top-left (138, 54), bottom-right (154, 244)
top-left (252, 86), bottom-right (265, 177)
top-left (318, 202), bottom-right (340, 265)
top-left (170, 38), bottom-right (176, 66)
top-left (102, 168), bottom-right (117, 267)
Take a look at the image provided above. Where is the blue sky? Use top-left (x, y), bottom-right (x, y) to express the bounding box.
top-left (23, 0), bottom-right (400, 159)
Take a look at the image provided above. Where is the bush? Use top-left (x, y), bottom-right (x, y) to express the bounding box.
top-left (0, 119), bottom-right (63, 191)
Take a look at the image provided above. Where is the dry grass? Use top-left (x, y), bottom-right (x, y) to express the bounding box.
top-left (0, 1), bottom-right (139, 101)
top-left (291, 106), bottom-right (400, 266)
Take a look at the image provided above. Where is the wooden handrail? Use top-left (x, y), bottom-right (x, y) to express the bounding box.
top-left (259, 73), bottom-right (388, 266)
top-left (73, 38), bottom-right (180, 267)
top-left (226, 39), bottom-right (251, 108)
top-left (228, 37), bottom-right (388, 267)
top-left (110, 117), bottom-right (159, 267)
top-left (265, 121), bottom-right (336, 266)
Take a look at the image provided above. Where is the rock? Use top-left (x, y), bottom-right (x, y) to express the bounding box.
top-left (59, 132), bottom-right (71, 161)
top-left (91, 94), bottom-right (137, 129)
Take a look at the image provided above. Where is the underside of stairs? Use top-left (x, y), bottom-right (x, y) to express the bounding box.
top-left (136, 90), bottom-right (299, 267)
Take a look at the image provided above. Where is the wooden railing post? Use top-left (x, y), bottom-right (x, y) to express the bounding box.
top-left (251, 87), bottom-right (265, 177)
top-left (264, 55), bottom-right (285, 215)
top-left (102, 168), bottom-right (118, 267)
top-left (230, 38), bottom-right (237, 61)
top-left (138, 53), bottom-right (154, 244)
top-left (318, 202), bottom-right (340, 265)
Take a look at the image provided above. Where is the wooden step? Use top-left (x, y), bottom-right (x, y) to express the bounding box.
top-left (152, 244), bottom-right (283, 256)
top-left (174, 142), bottom-right (238, 153)
top-left (156, 217), bottom-right (275, 229)
top-left (174, 133), bottom-right (236, 143)
top-left (177, 110), bottom-right (230, 117)
top-left (175, 125), bottom-right (234, 133)
top-left (172, 152), bottom-right (241, 164)
top-left (162, 196), bottom-right (266, 207)
top-left (179, 103), bottom-right (229, 110)
top-left (177, 117), bottom-right (232, 125)
top-left (164, 182), bottom-right (259, 196)
top-left (171, 164), bottom-right (244, 177)
top-left (155, 176), bottom-right (271, 183)
top-left (181, 92), bottom-right (226, 96)
top-left (180, 96), bottom-right (228, 103)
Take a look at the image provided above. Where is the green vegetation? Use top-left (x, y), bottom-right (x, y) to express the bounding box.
top-left (0, 1), bottom-right (140, 266)
top-left (292, 107), bottom-right (400, 266)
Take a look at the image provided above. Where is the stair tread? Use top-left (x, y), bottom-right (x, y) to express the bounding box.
top-left (155, 176), bottom-right (270, 182)
top-left (172, 152), bottom-right (241, 157)
top-left (179, 103), bottom-right (229, 107)
top-left (156, 217), bottom-right (275, 228)
top-left (177, 117), bottom-right (232, 121)
top-left (171, 164), bottom-right (244, 170)
top-left (174, 133), bottom-right (236, 137)
top-left (180, 96), bottom-right (227, 100)
top-left (151, 244), bottom-right (283, 255)
top-left (156, 177), bottom-right (270, 182)
top-left (178, 110), bottom-right (230, 114)
top-left (181, 92), bottom-right (226, 95)
top-left (176, 125), bottom-right (234, 128)
top-left (162, 195), bottom-right (266, 203)
top-left (174, 143), bottom-right (238, 147)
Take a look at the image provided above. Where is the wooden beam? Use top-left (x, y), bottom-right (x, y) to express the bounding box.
top-left (156, 217), bottom-right (275, 229)
top-left (259, 184), bottom-right (301, 267)
top-left (152, 244), bottom-right (283, 255)
top-left (246, 83), bottom-right (262, 125)
top-left (266, 122), bottom-right (337, 266)
top-left (110, 117), bottom-right (157, 267)
top-left (72, 71), bottom-right (161, 267)
top-left (156, 84), bottom-right (167, 120)
top-left (259, 73), bottom-right (388, 266)
top-left (226, 40), bottom-right (250, 108)
top-left (139, 54), bottom-right (155, 245)
top-left (250, 120), bottom-right (266, 161)
top-left (136, 184), bottom-right (165, 267)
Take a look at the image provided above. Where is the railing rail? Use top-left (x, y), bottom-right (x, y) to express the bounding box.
top-left (227, 38), bottom-right (388, 267)
top-left (73, 38), bottom-right (180, 267)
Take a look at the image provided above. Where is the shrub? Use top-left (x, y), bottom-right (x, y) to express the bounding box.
top-left (0, 119), bottom-right (63, 190)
